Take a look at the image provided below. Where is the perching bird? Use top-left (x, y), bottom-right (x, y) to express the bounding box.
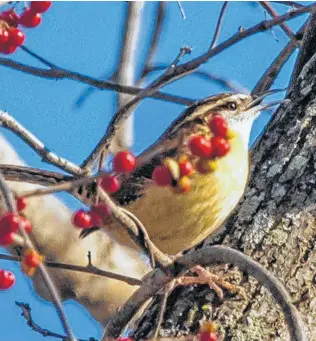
top-left (78, 90), bottom-right (283, 256)
top-left (0, 91), bottom-right (283, 257)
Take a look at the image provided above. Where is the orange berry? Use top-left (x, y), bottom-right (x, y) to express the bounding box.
top-left (177, 176), bottom-right (191, 193)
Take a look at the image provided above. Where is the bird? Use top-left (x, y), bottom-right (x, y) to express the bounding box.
top-left (0, 91), bottom-right (283, 256)
top-left (0, 90), bottom-right (284, 299)
top-left (78, 91), bottom-right (283, 257)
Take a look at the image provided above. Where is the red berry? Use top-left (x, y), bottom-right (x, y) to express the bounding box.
top-left (0, 28), bottom-right (9, 45)
top-left (0, 42), bottom-right (17, 54)
top-left (19, 216), bottom-right (32, 234)
top-left (118, 338), bottom-right (133, 341)
top-left (30, 1), bottom-right (52, 13)
top-left (0, 213), bottom-right (20, 238)
top-left (0, 269), bottom-right (15, 290)
top-left (100, 175), bottom-right (120, 193)
top-left (152, 166), bottom-right (173, 186)
top-left (24, 250), bottom-right (41, 268)
top-left (113, 151), bottom-right (136, 173)
top-left (208, 115), bottom-right (228, 137)
top-left (0, 232), bottom-right (15, 246)
top-left (72, 210), bottom-right (91, 229)
top-left (19, 9), bottom-right (41, 28)
top-left (211, 136), bottom-right (231, 157)
top-left (16, 197), bottom-right (27, 211)
top-left (89, 211), bottom-right (103, 226)
top-left (179, 159), bottom-right (194, 177)
top-left (188, 135), bottom-right (213, 159)
top-left (0, 10), bottom-right (19, 27)
top-left (91, 204), bottom-right (111, 219)
top-left (7, 27), bottom-right (25, 47)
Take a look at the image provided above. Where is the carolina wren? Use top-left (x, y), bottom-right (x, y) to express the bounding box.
top-left (81, 91), bottom-right (281, 255)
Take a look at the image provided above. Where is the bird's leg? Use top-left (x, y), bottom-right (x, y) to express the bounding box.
top-left (174, 265), bottom-right (246, 301)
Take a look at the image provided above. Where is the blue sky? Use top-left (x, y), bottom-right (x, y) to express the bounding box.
top-left (0, 2), bottom-right (309, 340)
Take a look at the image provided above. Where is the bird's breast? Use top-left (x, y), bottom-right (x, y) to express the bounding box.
top-left (120, 133), bottom-right (250, 255)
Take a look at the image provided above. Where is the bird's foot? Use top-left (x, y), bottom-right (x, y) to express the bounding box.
top-left (175, 265), bottom-right (246, 301)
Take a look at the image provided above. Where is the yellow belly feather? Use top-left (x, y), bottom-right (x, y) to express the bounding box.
top-left (105, 133), bottom-right (249, 255)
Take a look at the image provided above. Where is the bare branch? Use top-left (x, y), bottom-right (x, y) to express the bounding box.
top-left (0, 57), bottom-right (194, 106)
top-left (103, 246), bottom-right (307, 341)
top-left (0, 253), bottom-right (142, 286)
top-left (140, 2), bottom-right (166, 80)
top-left (273, 1), bottom-right (304, 9)
top-left (0, 111), bottom-right (84, 176)
top-left (16, 302), bottom-right (97, 341)
top-left (260, 2), bottom-right (299, 46)
top-left (0, 171), bottom-right (77, 341)
top-left (209, 2), bottom-right (229, 49)
top-left (110, 2), bottom-right (145, 153)
top-left (143, 64), bottom-right (248, 93)
top-left (176, 1), bottom-right (186, 20)
top-left (252, 22), bottom-right (306, 95)
top-left (20, 45), bottom-right (58, 68)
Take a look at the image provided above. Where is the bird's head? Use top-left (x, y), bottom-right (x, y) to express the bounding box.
top-left (163, 89), bottom-right (286, 146)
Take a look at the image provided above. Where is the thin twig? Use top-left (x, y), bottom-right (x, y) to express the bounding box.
top-left (140, 2), bottom-right (166, 80)
top-left (176, 1), bottom-right (186, 20)
top-left (209, 2), bottom-right (229, 49)
top-left (143, 64), bottom-right (248, 93)
top-left (0, 58), bottom-right (194, 106)
top-left (20, 45), bottom-right (58, 68)
top-left (153, 280), bottom-right (176, 339)
top-left (0, 253), bottom-right (142, 286)
top-left (252, 22), bottom-right (306, 94)
top-left (102, 246), bottom-right (307, 341)
top-left (0, 111), bottom-right (85, 176)
top-left (260, 2), bottom-right (299, 46)
top-left (273, 1), bottom-right (304, 9)
top-left (82, 4), bottom-right (314, 169)
top-left (16, 302), bottom-right (98, 341)
top-left (0, 171), bottom-right (77, 341)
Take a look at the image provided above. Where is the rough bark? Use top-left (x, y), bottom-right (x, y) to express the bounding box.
top-left (131, 11), bottom-right (316, 341)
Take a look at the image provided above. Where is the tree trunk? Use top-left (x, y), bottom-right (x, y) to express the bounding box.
top-left (132, 11), bottom-right (316, 341)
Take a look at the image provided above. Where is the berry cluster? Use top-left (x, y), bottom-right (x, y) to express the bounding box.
top-left (72, 151), bottom-right (136, 229)
top-left (0, 1), bottom-right (51, 54)
top-left (0, 197), bottom-right (31, 246)
top-left (153, 114), bottom-right (233, 193)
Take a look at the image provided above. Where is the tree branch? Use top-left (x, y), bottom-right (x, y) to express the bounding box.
top-left (103, 246), bottom-right (307, 341)
top-left (0, 253), bottom-right (142, 286)
top-left (16, 302), bottom-right (97, 341)
top-left (0, 57), bottom-right (194, 106)
top-left (0, 111), bottom-right (84, 176)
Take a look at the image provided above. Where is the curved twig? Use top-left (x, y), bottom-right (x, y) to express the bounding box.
top-left (209, 2), bottom-right (229, 49)
top-left (102, 246), bottom-right (307, 341)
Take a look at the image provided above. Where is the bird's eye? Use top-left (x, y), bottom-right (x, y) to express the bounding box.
top-left (226, 102), bottom-right (237, 110)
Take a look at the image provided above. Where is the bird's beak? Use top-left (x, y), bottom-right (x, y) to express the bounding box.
top-left (246, 88), bottom-right (290, 116)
